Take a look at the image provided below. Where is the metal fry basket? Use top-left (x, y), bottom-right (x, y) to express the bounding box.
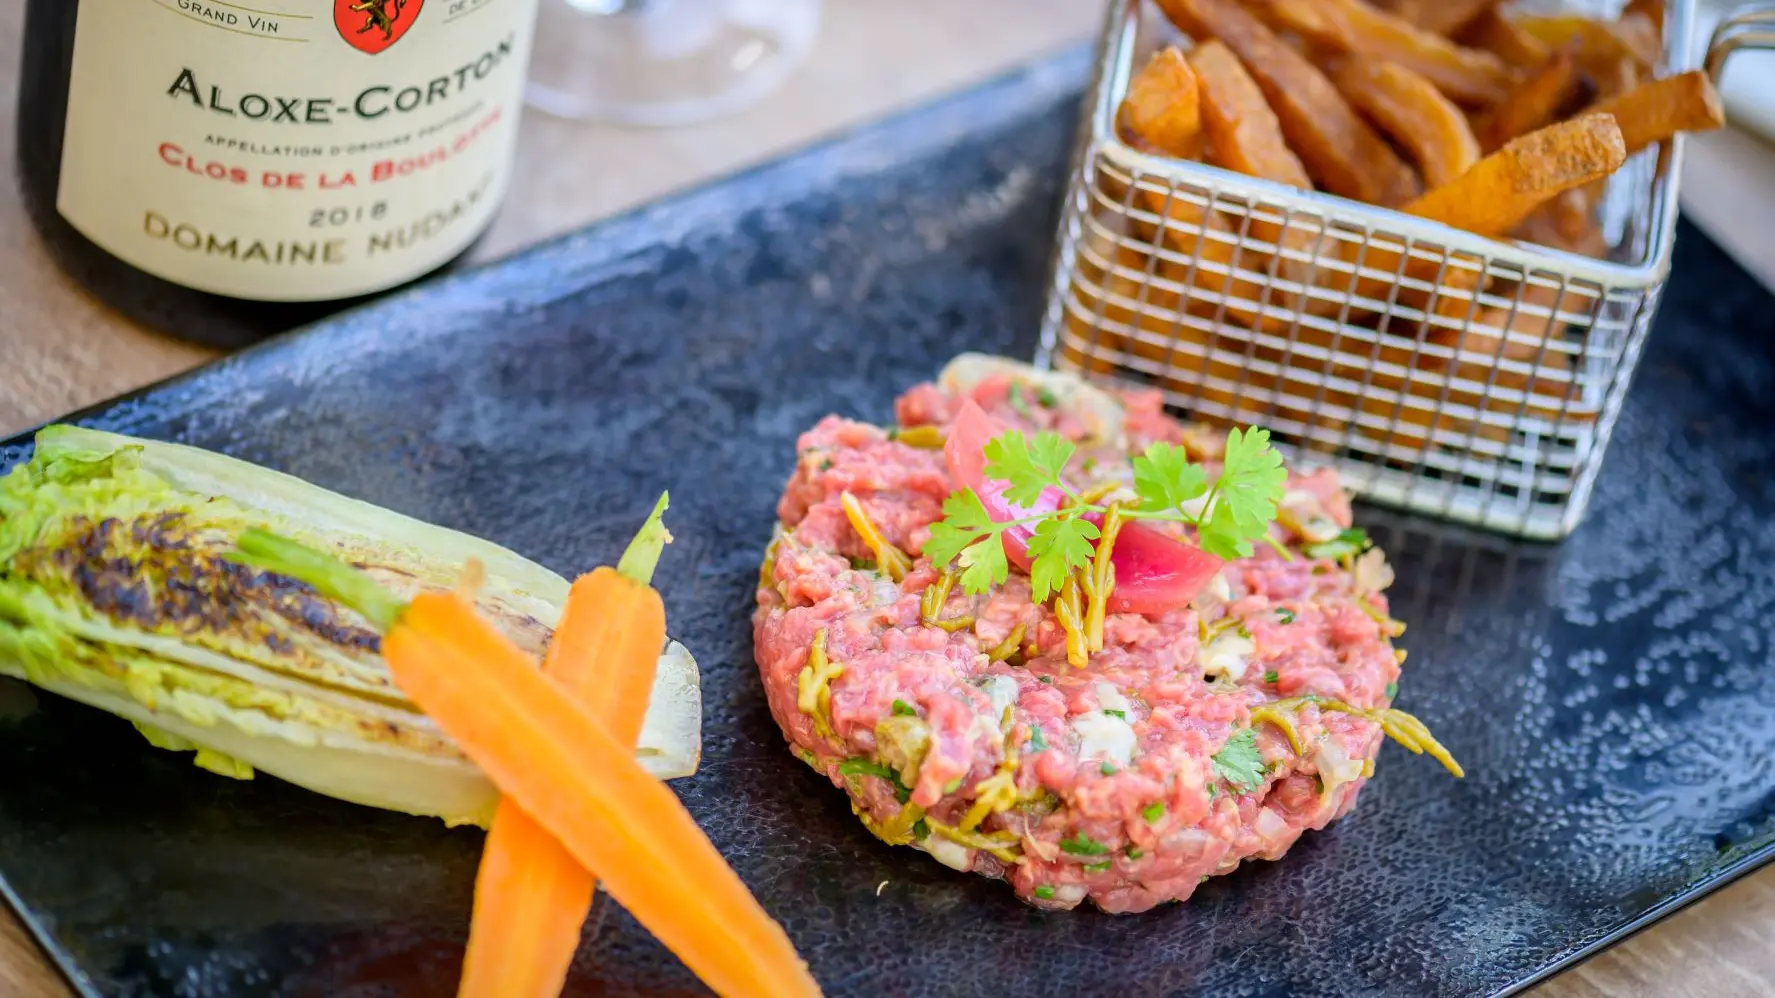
top-left (1036, 0), bottom-right (1775, 539)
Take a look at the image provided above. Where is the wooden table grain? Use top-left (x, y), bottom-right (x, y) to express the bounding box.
top-left (1, 2), bottom-right (1772, 996)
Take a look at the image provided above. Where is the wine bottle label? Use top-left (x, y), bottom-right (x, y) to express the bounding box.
top-left (55, 0), bottom-right (538, 302)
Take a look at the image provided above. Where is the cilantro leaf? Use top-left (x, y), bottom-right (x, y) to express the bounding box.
top-left (838, 758), bottom-right (900, 783)
top-left (984, 431), bottom-right (1074, 506)
top-left (955, 533), bottom-right (1010, 595)
top-left (922, 488), bottom-right (994, 569)
top-left (838, 757), bottom-right (912, 803)
top-left (1215, 427), bottom-right (1287, 536)
top-left (1197, 496), bottom-right (1255, 561)
top-left (1132, 442), bottom-right (1208, 515)
top-left (1211, 727), bottom-right (1265, 792)
top-left (1025, 514), bottom-right (1098, 603)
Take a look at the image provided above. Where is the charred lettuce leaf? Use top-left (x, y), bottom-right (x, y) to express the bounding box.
top-left (0, 425), bottom-right (702, 827)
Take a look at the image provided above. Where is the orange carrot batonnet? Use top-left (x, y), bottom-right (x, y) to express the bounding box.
top-left (457, 494), bottom-right (673, 998)
top-left (231, 514), bottom-right (822, 998)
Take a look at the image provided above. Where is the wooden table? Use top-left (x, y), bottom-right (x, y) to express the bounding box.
top-left (1, 1), bottom-right (1772, 995)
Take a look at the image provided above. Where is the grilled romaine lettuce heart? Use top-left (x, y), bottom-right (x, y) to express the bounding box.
top-left (0, 425), bottom-right (703, 827)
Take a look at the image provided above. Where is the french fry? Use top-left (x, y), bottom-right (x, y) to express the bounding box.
top-left (1400, 0), bottom-right (1499, 37)
top-left (1514, 188), bottom-right (1608, 257)
top-left (1088, 245), bottom-right (1353, 447)
top-left (1587, 70), bottom-right (1725, 157)
top-left (1402, 113), bottom-right (1627, 238)
top-left (1514, 14), bottom-right (1662, 75)
top-left (1112, 51), bottom-right (1280, 334)
top-left (1341, 114), bottom-right (1624, 319)
top-left (1117, 48), bottom-right (1204, 159)
top-left (1190, 41), bottom-right (1312, 189)
top-left (1475, 43), bottom-right (1583, 152)
top-left (1458, 8), bottom-right (1552, 69)
top-left (1328, 59), bottom-right (1480, 188)
top-left (1375, 0), bottom-right (1424, 21)
top-left (1056, 224), bottom-right (1135, 377)
top-left (1185, 40), bottom-right (1342, 333)
top-left (1130, 183), bottom-right (1276, 333)
top-left (1254, 0), bottom-right (1514, 107)
top-left (1622, 0), bottom-right (1665, 37)
top-left (1585, 55), bottom-right (1642, 103)
top-left (1426, 282), bottom-right (1589, 423)
top-left (1153, 0), bottom-right (1420, 206)
top-left (1360, 280), bottom-right (1597, 454)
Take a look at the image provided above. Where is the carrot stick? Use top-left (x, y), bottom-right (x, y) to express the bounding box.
top-left (232, 527), bottom-right (822, 998)
top-left (457, 495), bottom-right (672, 998)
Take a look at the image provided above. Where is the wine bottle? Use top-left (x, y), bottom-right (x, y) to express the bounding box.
top-left (17, 0), bottom-right (540, 348)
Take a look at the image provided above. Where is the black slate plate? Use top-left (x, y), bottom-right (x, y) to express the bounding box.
top-left (4, 44), bottom-right (1775, 998)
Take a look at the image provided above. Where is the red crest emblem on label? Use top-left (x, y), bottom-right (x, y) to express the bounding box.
top-left (335, 0), bottom-right (423, 55)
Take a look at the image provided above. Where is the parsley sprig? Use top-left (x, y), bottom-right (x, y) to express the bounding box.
top-left (1211, 728), bottom-right (1266, 792)
top-left (923, 427), bottom-right (1287, 602)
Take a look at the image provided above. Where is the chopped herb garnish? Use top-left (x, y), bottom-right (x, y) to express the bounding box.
top-left (1304, 527), bottom-right (1371, 561)
top-left (838, 758), bottom-right (898, 782)
top-left (1036, 386), bottom-right (1060, 408)
top-left (838, 757), bottom-right (912, 802)
top-left (1028, 726), bottom-right (1048, 751)
top-left (1034, 885), bottom-right (1056, 900)
top-left (848, 556), bottom-right (877, 571)
top-left (1142, 802), bottom-right (1166, 823)
top-left (1125, 845), bottom-right (1144, 859)
top-left (1060, 833), bottom-right (1108, 856)
top-left (1083, 860), bottom-right (1112, 873)
top-left (1039, 675), bottom-right (1053, 685)
top-left (1211, 728), bottom-right (1266, 792)
top-left (1263, 670), bottom-right (1279, 684)
top-left (818, 458), bottom-right (834, 471)
top-left (1100, 760), bottom-right (1118, 776)
top-left (1208, 783), bottom-right (1218, 799)
top-left (943, 778), bottom-right (963, 794)
top-left (912, 818), bottom-right (931, 840)
top-left (1385, 682), bottom-right (1399, 699)
top-left (892, 698), bottom-right (918, 716)
top-left (1009, 385), bottom-right (1033, 419)
top-left (1276, 607), bottom-right (1296, 624)
top-left (1102, 708), bottom-right (1126, 720)
top-left (923, 428), bottom-right (1285, 602)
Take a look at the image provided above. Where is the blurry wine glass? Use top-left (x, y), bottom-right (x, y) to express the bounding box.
top-left (526, 0), bottom-right (823, 128)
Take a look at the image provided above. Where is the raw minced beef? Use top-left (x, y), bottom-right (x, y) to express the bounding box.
top-left (752, 369), bottom-right (1407, 914)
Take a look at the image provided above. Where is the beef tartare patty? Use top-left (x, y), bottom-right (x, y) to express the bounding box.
top-left (753, 357), bottom-right (1445, 913)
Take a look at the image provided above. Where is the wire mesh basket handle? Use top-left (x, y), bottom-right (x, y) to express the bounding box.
top-left (1705, 3), bottom-right (1775, 79)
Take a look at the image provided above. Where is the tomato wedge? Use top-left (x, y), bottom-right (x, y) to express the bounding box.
top-left (943, 399), bottom-right (1225, 613)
